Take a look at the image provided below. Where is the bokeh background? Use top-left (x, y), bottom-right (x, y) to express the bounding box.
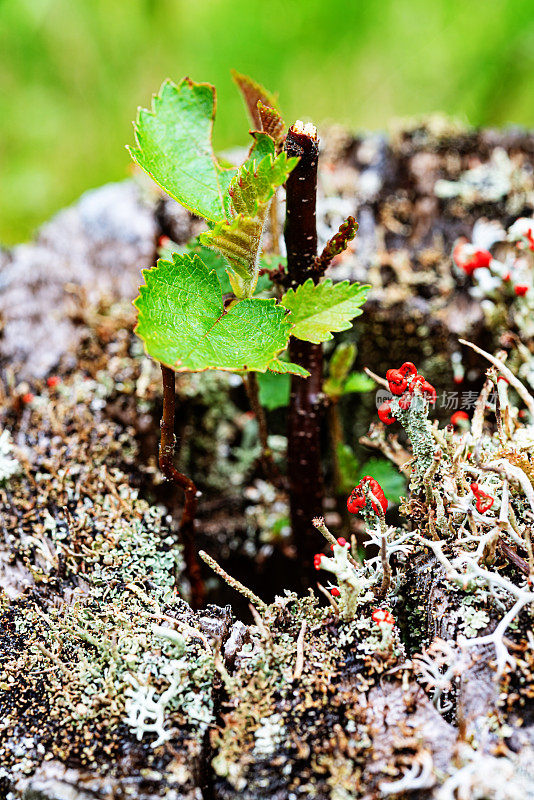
top-left (2, 0), bottom-right (534, 244)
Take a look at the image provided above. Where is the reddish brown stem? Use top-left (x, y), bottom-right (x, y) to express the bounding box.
top-left (284, 123), bottom-right (324, 572)
top-left (159, 365), bottom-right (204, 608)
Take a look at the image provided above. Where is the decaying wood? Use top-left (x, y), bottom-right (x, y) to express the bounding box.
top-left (2, 123), bottom-right (534, 799)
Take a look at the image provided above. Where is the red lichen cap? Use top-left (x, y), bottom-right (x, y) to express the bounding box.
top-left (372, 608), bottom-right (394, 625)
top-left (330, 587), bottom-right (341, 598)
top-left (330, 536), bottom-right (348, 551)
top-left (420, 380), bottom-right (437, 404)
top-left (470, 483), bottom-right (494, 514)
top-left (399, 361), bottom-right (417, 377)
top-left (378, 401), bottom-right (396, 425)
top-left (514, 284), bottom-right (529, 297)
top-left (408, 374), bottom-right (425, 393)
top-left (386, 368), bottom-right (408, 396)
top-left (453, 241), bottom-right (492, 276)
top-left (347, 476), bottom-right (388, 515)
top-left (407, 374), bottom-right (436, 404)
top-left (314, 553), bottom-right (323, 570)
top-left (451, 410), bottom-right (469, 427)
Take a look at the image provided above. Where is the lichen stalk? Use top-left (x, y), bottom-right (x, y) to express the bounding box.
top-left (199, 550), bottom-right (267, 611)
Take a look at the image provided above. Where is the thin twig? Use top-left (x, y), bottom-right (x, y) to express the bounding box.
top-left (471, 377), bottom-right (492, 443)
top-left (160, 365), bottom-right (204, 608)
top-left (292, 619), bottom-right (307, 680)
top-left (316, 582), bottom-right (340, 614)
top-left (35, 641), bottom-right (73, 680)
top-left (497, 539), bottom-right (530, 576)
top-left (312, 516), bottom-right (360, 569)
top-left (363, 367), bottom-right (389, 389)
top-left (249, 603), bottom-right (272, 641)
top-left (459, 339), bottom-right (534, 417)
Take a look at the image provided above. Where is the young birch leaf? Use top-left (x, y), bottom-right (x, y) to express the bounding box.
top-left (280, 279), bottom-right (370, 344)
top-left (200, 150), bottom-right (298, 297)
top-left (324, 343), bottom-right (356, 399)
top-left (248, 131), bottom-right (277, 161)
top-left (129, 78), bottom-right (235, 223)
top-left (314, 216), bottom-right (359, 274)
top-left (268, 359), bottom-right (310, 377)
top-left (257, 101), bottom-right (285, 146)
top-left (232, 70), bottom-right (278, 129)
top-left (328, 342), bottom-right (355, 381)
top-left (134, 253), bottom-right (302, 374)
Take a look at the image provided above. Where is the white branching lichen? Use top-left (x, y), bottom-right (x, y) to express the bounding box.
top-left (435, 744), bottom-right (534, 800)
top-left (124, 626), bottom-right (214, 747)
top-left (0, 429), bottom-right (20, 483)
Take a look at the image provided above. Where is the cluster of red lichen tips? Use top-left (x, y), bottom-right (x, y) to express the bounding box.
top-left (378, 361), bottom-right (436, 426)
top-left (372, 608), bottom-right (394, 626)
top-left (347, 476), bottom-right (387, 515)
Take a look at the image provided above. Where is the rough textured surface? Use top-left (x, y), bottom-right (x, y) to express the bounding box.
top-left (2, 123), bottom-right (534, 799)
top-left (0, 182), bottom-right (160, 381)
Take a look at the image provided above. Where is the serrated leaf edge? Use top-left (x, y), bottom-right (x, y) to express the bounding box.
top-left (133, 254), bottom-right (297, 374)
top-left (128, 77), bottom-right (234, 223)
top-left (281, 278), bottom-right (371, 344)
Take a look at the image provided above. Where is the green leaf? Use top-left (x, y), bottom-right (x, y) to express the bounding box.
top-left (268, 359), bottom-right (309, 377)
top-left (342, 372), bottom-right (376, 394)
top-left (186, 241), bottom-right (235, 295)
top-left (257, 371), bottom-right (290, 410)
top-left (129, 78), bottom-right (236, 223)
top-left (160, 238), bottom-right (279, 297)
top-left (200, 150), bottom-right (297, 297)
top-left (134, 253), bottom-right (300, 374)
top-left (329, 343), bottom-right (356, 383)
top-left (248, 131), bottom-right (277, 161)
top-left (337, 443), bottom-right (360, 494)
top-left (324, 342), bottom-right (357, 398)
top-left (280, 279), bottom-right (370, 344)
top-left (229, 150), bottom-right (295, 217)
top-left (357, 458), bottom-right (406, 505)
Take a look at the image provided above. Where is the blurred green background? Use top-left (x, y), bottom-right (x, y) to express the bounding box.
top-left (1, 0), bottom-right (534, 244)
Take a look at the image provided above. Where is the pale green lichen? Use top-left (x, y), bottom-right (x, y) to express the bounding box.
top-left (459, 599), bottom-right (491, 638)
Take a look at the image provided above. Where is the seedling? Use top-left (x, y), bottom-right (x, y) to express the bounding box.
top-left (129, 73), bottom-right (369, 582)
